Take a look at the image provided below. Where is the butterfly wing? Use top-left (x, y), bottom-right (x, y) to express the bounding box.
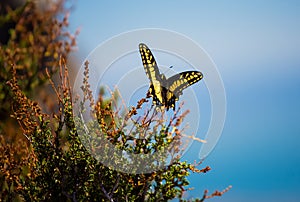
top-left (166, 71), bottom-right (203, 109)
top-left (139, 43), bottom-right (165, 105)
top-left (139, 43), bottom-right (203, 111)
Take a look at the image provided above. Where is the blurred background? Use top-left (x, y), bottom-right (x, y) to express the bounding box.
top-left (68, 0), bottom-right (300, 201)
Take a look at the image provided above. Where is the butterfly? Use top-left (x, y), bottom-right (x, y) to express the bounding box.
top-left (139, 43), bottom-right (203, 111)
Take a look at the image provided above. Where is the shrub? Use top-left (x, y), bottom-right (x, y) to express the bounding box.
top-left (0, 1), bottom-right (230, 201)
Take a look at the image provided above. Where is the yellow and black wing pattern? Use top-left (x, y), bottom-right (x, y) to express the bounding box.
top-left (139, 43), bottom-right (203, 111)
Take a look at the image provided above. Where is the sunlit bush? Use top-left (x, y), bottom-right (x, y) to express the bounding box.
top-left (0, 1), bottom-right (230, 201)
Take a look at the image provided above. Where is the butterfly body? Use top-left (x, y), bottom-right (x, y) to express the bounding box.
top-left (139, 43), bottom-right (203, 111)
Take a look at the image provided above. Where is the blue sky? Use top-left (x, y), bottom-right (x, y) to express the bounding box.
top-left (69, 0), bottom-right (300, 201)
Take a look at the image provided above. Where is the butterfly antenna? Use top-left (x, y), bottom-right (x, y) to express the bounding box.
top-left (162, 65), bottom-right (174, 75)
